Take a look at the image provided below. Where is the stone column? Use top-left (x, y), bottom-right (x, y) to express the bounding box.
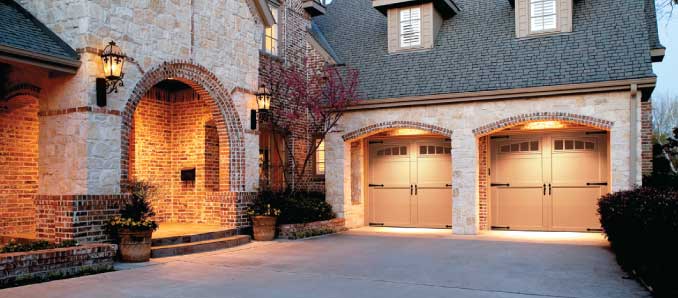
top-left (325, 132), bottom-right (346, 220)
top-left (451, 129), bottom-right (479, 235)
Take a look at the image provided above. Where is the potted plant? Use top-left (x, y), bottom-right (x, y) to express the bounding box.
top-left (105, 181), bottom-right (158, 262)
top-left (247, 195), bottom-right (281, 241)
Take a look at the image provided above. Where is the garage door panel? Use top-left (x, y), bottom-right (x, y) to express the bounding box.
top-left (551, 187), bottom-right (603, 231)
top-left (551, 153), bottom-right (601, 185)
top-left (417, 158), bottom-right (451, 187)
top-left (416, 188), bottom-right (452, 228)
top-left (494, 187), bottom-right (544, 230)
top-left (370, 188), bottom-right (412, 226)
top-left (495, 156), bottom-right (543, 185)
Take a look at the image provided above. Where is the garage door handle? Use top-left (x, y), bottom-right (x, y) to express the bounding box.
top-left (411, 185), bottom-right (413, 195)
top-left (587, 182), bottom-right (608, 186)
top-left (369, 184), bottom-right (384, 187)
top-left (543, 184), bottom-right (546, 195)
top-left (415, 184), bottom-right (418, 195)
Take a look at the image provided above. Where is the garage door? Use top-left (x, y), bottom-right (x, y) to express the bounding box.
top-left (368, 138), bottom-right (452, 228)
top-left (490, 132), bottom-right (608, 232)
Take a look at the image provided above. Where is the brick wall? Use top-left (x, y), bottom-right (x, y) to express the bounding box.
top-left (131, 87), bottom-right (224, 225)
top-left (35, 195), bottom-right (126, 243)
top-left (641, 100), bottom-right (653, 176)
top-left (0, 243), bottom-right (115, 287)
top-left (478, 136), bottom-right (489, 230)
top-left (0, 97), bottom-right (39, 235)
top-left (257, 0), bottom-right (331, 193)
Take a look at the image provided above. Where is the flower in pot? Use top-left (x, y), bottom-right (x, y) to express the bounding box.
top-left (105, 181), bottom-right (158, 262)
top-left (247, 200), bottom-right (281, 241)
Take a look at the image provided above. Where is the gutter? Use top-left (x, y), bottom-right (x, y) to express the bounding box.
top-left (0, 44), bottom-right (81, 74)
top-left (346, 77), bottom-right (657, 111)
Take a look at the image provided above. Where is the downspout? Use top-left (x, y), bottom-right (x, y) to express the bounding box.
top-left (629, 84), bottom-right (641, 187)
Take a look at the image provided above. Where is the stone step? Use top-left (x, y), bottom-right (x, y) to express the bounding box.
top-left (151, 235), bottom-right (251, 258)
top-left (151, 229), bottom-right (238, 247)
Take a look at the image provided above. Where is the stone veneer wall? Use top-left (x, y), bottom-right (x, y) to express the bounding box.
top-left (0, 243), bottom-right (115, 287)
top-left (328, 91), bottom-right (640, 234)
top-left (277, 218), bottom-right (346, 239)
top-left (0, 97), bottom-right (39, 235)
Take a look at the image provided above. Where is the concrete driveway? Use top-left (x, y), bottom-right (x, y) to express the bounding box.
top-left (0, 229), bottom-right (648, 298)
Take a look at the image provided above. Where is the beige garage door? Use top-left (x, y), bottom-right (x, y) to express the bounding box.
top-left (368, 138), bottom-right (452, 228)
top-left (490, 132), bottom-right (608, 232)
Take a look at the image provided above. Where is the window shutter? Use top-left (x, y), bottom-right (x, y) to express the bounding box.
top-left (399, 7), bottom-right (421, 48)
top-left (530, 0), bottom-right (557, 32)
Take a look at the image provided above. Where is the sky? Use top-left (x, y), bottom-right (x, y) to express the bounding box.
top-left (652, 5), bottom-right (678, 98)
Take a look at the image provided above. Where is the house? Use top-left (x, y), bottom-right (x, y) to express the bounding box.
top-left (311, 0), bottom-right (662, 234)
top-left (0, 0), bottom-right (663, 245)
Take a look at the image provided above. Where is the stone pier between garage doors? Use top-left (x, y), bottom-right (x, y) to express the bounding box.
top-left (324, 91), bottom-right (645, 235)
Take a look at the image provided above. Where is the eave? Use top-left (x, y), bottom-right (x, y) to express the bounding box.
top-left (0, 44), bottom-right (80, 74)
top-left (302, 0), bottom-right (326, 17)
top-left (373, 0), bottom-right (459, 19)
top-left (346, 77), bottom-right (658, 111)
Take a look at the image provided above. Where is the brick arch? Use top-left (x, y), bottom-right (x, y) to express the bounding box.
top-left (472, 112), bottom-right (614, 136)
top-left (121, 60), bottom-right (245, 192)
top-left (342, 121), bottom-right (454, 141)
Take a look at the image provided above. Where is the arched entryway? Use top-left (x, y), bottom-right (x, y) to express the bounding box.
top-left (475, 113), bottom-right (613, 232)
top-left (120, 62), bottom-right (245, 227)
top-left (342, 121), bottom-right (454, 228)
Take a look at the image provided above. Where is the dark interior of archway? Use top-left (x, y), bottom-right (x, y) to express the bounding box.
top-left (129, 79), bottom-right (224, 225)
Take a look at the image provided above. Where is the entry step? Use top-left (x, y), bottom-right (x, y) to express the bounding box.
top-left (151, 235), bottom-right (250, 258)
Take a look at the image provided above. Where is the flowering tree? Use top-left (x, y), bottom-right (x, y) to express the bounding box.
top-left (261, 60), bottom-right (360, 191)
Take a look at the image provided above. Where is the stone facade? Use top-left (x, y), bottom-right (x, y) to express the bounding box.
top-left (326, 91), bottom-right (644, 234)
top-left (277, 218), bottom-right (346, 239)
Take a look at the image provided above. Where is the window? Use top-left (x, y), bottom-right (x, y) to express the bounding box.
top-left (554, 139), bottom-right (595, 152)
top-left (399, 7), bottom-right (421, 48)
top-left (315, 139), bottom-right (325, 175)
top-left (530, 0), bottom-right (557, 32)
top-left (499, 141), bottom-right (540, 153)
top-left (263, 4), bottom-right (279, 55)
top-left (419, 145), bottom-right (451, 155)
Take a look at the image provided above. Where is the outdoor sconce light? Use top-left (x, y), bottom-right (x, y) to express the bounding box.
top-left (96, 41), bottom-right (127, 107)
top-left (251, 84), bottom-right (271, 130)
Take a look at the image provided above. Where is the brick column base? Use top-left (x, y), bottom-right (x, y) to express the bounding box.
top-left (35, 195), bottom-right (127, 243)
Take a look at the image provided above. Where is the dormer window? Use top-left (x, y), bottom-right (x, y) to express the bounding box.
top-left (529, 0), bottom-right (557, 32)
top-left (515, 0), bottom-right (572, 38)
top-left (373, 0), bottom-right (459, 54)
top-left (399, 7), bottom-right (422, 48)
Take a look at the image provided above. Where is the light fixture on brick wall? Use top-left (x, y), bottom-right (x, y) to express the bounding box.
top-left (96, 41), bottom-right (127, 106)
top-left (252, 84), bottom-right (271, 130)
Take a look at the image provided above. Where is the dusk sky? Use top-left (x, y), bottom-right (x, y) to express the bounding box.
top-left (652, 6), bottom-right (678, 98)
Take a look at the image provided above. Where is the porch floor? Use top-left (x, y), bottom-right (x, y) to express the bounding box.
top-left (152, 223), bottom-right (226, 239)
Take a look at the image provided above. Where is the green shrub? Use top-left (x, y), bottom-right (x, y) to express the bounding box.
top-left (253, 191), bottom-right (336, 225)
top-left (1, 239), bottom-right (79, 254)
top-left (598, 187), bottom-right (678, 297)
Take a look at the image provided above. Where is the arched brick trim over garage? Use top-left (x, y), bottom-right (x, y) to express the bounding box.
top-left (342, 121), bottom-right (453, 141)
top-left (120, 61), bottom-right (246, 192)
top-left (472, 112), bottom-right (614, 136)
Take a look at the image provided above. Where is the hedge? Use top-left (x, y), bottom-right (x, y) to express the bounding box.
top-left (598, 185), bottom-right (678, 297)
top-left (254, 191), bottom-right (336, 225)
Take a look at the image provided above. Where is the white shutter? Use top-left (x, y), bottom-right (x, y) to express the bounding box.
top-left (530, 0), bottom-right (557, 32)
top-left (399, 7), bottom-right (421, 48)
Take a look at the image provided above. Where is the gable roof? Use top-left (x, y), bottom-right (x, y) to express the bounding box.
top-left (308, 21), bottom-right (342, 64)
top-left (0, 0), bottom-right (80, 73)
top-left (314, 0), bottom-right (658, 101)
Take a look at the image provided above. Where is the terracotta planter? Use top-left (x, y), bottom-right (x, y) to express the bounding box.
top-left (118, 229), bottom-right (153, 262)
top-left (252, 216), bottom-right (277, 241)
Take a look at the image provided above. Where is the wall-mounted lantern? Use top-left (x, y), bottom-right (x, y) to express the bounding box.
top-left (251, 84), bottom-right (271, 130)
top-left (96, 41), bottom-right (126, 107)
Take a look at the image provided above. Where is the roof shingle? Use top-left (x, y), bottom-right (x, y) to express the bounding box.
top-left (314, 0), bottom-right (657, 100)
